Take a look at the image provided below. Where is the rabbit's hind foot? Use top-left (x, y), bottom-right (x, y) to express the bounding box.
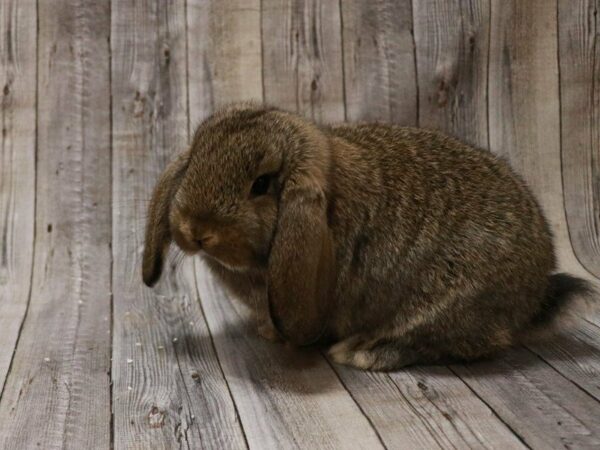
top-left (328, 335), bottom-right (420, 371)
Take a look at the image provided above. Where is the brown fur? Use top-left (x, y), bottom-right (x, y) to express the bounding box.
top-left (143, 103), bottom-right (591, 371)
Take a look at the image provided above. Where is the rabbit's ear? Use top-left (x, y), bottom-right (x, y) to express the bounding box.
top-left (268, 178), bottom-right (335, 346)
top-left (142, 152), bottom-right (189, 287)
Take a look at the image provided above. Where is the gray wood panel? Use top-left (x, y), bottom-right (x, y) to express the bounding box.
top-left (330, 2), bottom-right (524, 447)
top-left (340, 0), bottom-right (417, 125)
top-left (453, 347), bottom-right (600, 448)
top-left (0, 0), bottom-right (36, 395)
top-left (413, 0), bottom-right (490, 148)
top-left (488, 0), bottom-right (590, 278)
top-left (262, 0), bottom-right (345, 122)
top-left (0, 0), bottom-right (112, 447)
top-left (187, 0), bottom-right (263, 125)
top-left (332, 364), bottom-right (525, 449)
top-left (0, 0), bottom-right (599, 448)
top-left (111, 0), bottom-right (247, 448)
top-left (410, 2), bottom-right (600, 448)
top-left (189, 3), bottom-right (384, 446)
top-left (527, 318), bottom-right (600, 402)
top-left (558, 0), bottom-right (600, 278)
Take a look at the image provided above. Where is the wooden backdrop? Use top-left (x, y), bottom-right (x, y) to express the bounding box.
top-left (0, 0), bottom-right (599, 448)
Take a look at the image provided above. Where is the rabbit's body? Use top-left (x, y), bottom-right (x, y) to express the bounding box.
top-left (324, 125), bottom-right (555, 368)
top-left (143, 104), bottom-right (589, 371)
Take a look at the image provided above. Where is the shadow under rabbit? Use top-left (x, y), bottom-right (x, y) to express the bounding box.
top-left (164, 318), bottom-right (600, 404)
top-left (171, 319), bottom-right (347, 396)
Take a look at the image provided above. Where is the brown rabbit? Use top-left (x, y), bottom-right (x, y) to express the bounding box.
top-left (142, 103), bottom-right (591, 371)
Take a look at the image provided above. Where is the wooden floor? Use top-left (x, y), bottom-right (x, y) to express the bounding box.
top-left (1, 0), bottom-right (600, 448)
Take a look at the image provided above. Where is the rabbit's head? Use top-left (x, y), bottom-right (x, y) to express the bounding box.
top-left (143, 104), bottom-right (335, 345)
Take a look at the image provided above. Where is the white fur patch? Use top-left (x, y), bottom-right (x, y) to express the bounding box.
top-left (329, 342), bottom-right (376, 369)
top-left (351, 350), bottom-right (376, 369)
top-left (328, 340), bottom-right (352, 356)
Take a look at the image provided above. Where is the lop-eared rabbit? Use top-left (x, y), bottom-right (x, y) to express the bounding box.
top-left (143, 104), bottom-right (591, 371)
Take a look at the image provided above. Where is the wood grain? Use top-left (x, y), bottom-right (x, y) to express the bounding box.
top-left (262, 0), bottom-right (345, 122)
top-left (110, 0), bottom-right (247, 448)
top-left (332, 364), bottom-right (525, 449)
top-left (188, 4), bottom-right (385, 446)
top-left (558, 0), bottom-right (600, 277)
top-left (319, 3), bottom-right (519, 447)
top-left (0, 0), bottom-right (36, 395)
top-left (413, 0), bottom-right (490, 148)
top-left (453, 347), bottom-right (600, 448)
top-left (340, 0), bottom-right (417, 125)
top-left (0, 1), bottom-right (599, 448)
top-left (187, 0), bottom-right (263, 126)
top-left (488, 0), bottom-right (591, 278)
top-left (0, 0), bottom-right (112, 447)
top-left (406, 3), bottom-right (600, 448)
top-left (527, 318), bottom-right (600, 402)
top-left (195, 266), bottom-right (384, 449)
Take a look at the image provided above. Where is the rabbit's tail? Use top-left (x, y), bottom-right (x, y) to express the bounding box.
top-left (522, 273), bottom-right (596, 342)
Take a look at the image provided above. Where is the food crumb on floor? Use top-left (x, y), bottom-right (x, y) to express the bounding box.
top-left (127, 358), bottom-right (133, 364)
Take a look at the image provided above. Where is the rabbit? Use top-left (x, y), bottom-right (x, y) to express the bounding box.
top-left (142, 103), bottom-right (592, 371)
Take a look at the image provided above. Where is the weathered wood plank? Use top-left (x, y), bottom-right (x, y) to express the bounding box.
top-left (112, 265), bottom-right (247, 449)
top-left (340, 0), bottom-right (417, 125)
top-left (0, 0), bottom-right (36, 395)
top-left (558, 0), bottom-right (600, 278)
top-left (332, 364), bottom-right (525, 449)
top-left (0, 0), bottom-right (112, 448)
top-left (195, 267), bottom-right (384, 449)
top-left (262, 0), bottom-right (344, 122)
top-left (188, 3), bottom-right (384, 445)
top-left (111, 0), bottom-right (247, 448)
top-left (187, 0), bottom-right (263, 125)
top-left (413, 0), bottom-right (490, 148)
top-left (0, 1), bottom-right (597, 449)
top-left (453, 347), bottom-right (600, 448)
top-left (488, 0), bottom-right (591, 279)
top-left (527, 317), bottom-right (600, 402)
top-left (410, 3), bottom-right (600, 448)
top-left (322, 3), bottom-right (524, 447)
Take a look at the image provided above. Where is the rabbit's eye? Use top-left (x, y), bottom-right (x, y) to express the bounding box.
top-left (251, 174), bottom-right (271, 197)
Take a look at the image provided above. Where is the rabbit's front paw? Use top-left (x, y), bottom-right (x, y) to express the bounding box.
top-left (257, 320), bottom-right (282, 342)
